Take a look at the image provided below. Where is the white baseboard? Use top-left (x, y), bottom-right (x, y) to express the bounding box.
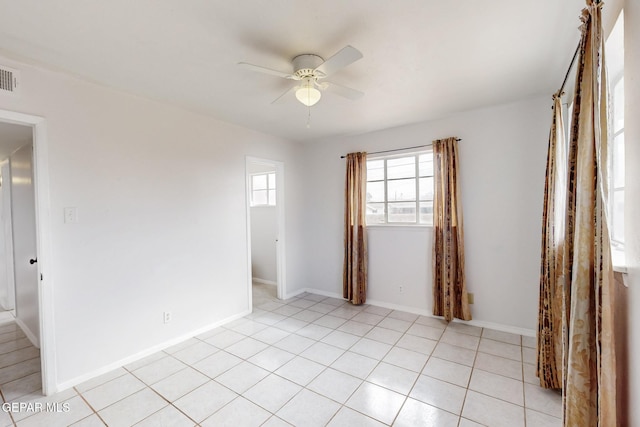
top-left (282, 288), bottom-right (307, 300)
top-left (296, 288), bottom-right (341, 299)
top-left (56, 309), bottom-right (251, 392)
top-left (298, 287), bottom-right (536, 337)
top-left (364, 298), bottom-right (431, 317)
top-left (455, 318), bottom-right (535, 337)
top-left (0, 297), bottom-right (14, 312)
top-left (0, 310), bottom-right (15, 325)
top-left (252, 278), bottom-right (277, 286)
top-left (15, 317), bottom-right (40, 349)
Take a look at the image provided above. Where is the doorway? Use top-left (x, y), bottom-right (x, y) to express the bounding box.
top-left (246, 157), bottom-right (286, 309)
top-left (0, 109), bottom-right (54, 395)
top-left (0, 123), bottom-right (31, 320)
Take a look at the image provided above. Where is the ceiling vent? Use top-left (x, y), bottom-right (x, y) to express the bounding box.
top-left (0, 65), bottom-right (19, 96)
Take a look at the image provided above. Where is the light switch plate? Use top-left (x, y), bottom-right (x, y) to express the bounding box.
top-left (64, 207), bottom-right (78, 224)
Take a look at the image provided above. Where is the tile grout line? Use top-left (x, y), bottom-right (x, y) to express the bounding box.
top-left (73, 387), bottom-right (108, 426)
top-left (266, 292), bottom-right (562, 424)
top-left (252, 298), bottom-right (395, 425)
top-left (386, 313), bottom-right (435, 426)
top-left (255, 293), bottom-right (563, 423)
top-left (0, 289), bottom-right (562, 426)
top-left (453, 321), bottom-right (483, 425)
top-left (0, 385), bottom-right (18, 427)
top-left (522, 336), bottom-right (528, 427)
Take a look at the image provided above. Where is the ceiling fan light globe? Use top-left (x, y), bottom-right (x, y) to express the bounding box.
top-left (295, 86), bottom-right (322, 107)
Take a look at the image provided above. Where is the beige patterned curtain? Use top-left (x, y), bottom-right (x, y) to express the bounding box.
top-left (562, 2), bottom-right (616, 425)
top-left (432, 137), bottom-right (471, 322)
top-left (536, 93), bottom-right (566, 389)
top-left (343, 152), bottom-right (368, 305)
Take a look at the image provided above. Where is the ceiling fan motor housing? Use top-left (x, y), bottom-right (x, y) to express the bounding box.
top-left (292, 54), bottom-right (324, 79)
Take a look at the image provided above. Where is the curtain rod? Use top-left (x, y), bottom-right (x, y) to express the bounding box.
top-left (557, 0), bottom-right (604, 95)
top-left (557, 0), bottom-right (604, 94)
top-left (340, 139), bottom-right (461, 159)
top-left (558, 42), bottom-right (581, 94)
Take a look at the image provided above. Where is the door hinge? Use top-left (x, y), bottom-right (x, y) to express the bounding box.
top-left (40, 274), bottom-right (43, 281)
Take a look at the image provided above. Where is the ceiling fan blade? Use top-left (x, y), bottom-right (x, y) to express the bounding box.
top-left (323, 81), bottom-right (364, 100)
top-left (238, 62), bottom-right (295, 79)
top-left (271, 85), bottom-right (297, 104)
top-left (314, 45), bottom-right (363, 77)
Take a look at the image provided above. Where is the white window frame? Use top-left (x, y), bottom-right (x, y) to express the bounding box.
top-left (250, 172), bottom-right (276, 207)
top-left (365, 150), bottom-right (433, 226)
top-left (605, 10), bottom-right (625, 254)
top-left (609, 72), bottom-right (624, 248)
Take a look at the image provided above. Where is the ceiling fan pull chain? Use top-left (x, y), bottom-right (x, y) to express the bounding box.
top-left (307, 106), bottom-right (311, 128)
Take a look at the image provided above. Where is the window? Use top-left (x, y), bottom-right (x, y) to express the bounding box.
top-left (251, 172), bottom-right (276, 206)
top-left (610, 74), bottom-right (624, 247)
top-left (366, 151), bottom-right (433, 225)
top-left (606, 11), bottom-right (624, 252)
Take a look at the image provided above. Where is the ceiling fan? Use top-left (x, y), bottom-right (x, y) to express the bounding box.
top-left (239, 45), bottom-right (364, 107)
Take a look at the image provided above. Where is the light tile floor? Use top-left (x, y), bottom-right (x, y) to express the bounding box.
top-left (0, 287), bottom-right (562, 426)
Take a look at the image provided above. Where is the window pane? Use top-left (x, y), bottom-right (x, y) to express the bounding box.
top-left (367, 160), bottom-right (384, 181)
top-left (268, 189), bottom-right (276, 205)
top-left (366, 181), bottom-right (384, 202)
top-left (366, 203), bottom-right (386, 224)
top-left (388, 202), bottom-right (416, 223)
top-left (613, 133), bottom-right (625, 188)
top-left (612, 190), bottom-right (625, 243)
top-left (614, 78), bottom-right (624, 133)
top-left (268, 173), bottom-right (276, 189)
top-left (387, 178), bottom-right (416, 201)
top-left (253, 189), bottom-right (267, 205)
top-left (419, 177), bottom-right (433, 200)
top-left (419, 154), bottom-right (433, 177)
top-left (387, 156), bottom-right (415, 179)
top-left (252, 174), bottom-right (267, 190)
top-left (419, 201), bottom-right (433, 224)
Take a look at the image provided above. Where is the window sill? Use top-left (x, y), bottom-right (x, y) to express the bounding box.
top-left (613, 264), bottom-right (627, 274)
top-left (366, 224), bottom-right (432, 230)
top-left (611, 247), bottom-right (627, 275)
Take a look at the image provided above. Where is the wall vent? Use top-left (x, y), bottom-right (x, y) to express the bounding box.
top-left (0, 65), bottom-right (19, 95)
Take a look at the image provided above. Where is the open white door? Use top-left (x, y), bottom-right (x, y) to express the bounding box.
top-left (10, 143), bottom-right (40, 345)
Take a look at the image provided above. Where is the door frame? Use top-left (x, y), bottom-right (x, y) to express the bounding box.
top-left (0, 109), bottom-right (56, 395)
top-left (245, 157), bottom-right (286, 306)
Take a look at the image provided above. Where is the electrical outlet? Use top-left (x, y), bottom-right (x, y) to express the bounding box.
top-left (163, 311), bottom-right (172, 324)
top-left (468, 293), bottom-right (474, 304)
top-left (399, 285), bottom-right (404, 294)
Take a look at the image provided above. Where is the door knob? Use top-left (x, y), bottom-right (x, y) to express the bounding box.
top-left (29, 258), bottom-right (37, 265)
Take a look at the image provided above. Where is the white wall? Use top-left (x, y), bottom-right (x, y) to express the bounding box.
top-left (624, 0), bottom-right (640, 424)
top-left (300, 96), bottom-right (550, 331)
top-left (0, 53), bottom-right (304, 389)
top-left (368, 227), bottom-right (431, 309)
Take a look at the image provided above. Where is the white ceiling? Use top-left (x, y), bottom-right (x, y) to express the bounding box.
top-left (0, 0), bottom-right (585, 142)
